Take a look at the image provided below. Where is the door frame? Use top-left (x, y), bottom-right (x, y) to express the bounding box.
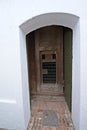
top-left (19, 13), bottom-right (80, 129)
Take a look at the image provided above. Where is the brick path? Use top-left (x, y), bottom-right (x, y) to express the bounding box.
top-left (28, 96), bottom-right (75, 130)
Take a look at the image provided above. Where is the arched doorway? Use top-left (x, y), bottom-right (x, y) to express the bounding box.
top-left (20, 13), bottom-right (80, 129)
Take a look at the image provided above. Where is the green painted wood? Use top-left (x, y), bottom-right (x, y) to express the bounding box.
top-left (63, 28), bottom-right (72, 111)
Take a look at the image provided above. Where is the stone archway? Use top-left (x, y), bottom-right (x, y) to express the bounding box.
top-left (19, 13), bottom-right (80, 130)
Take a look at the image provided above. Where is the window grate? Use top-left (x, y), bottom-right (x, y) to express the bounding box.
top-left (42, 62), bottom-right (56, 83)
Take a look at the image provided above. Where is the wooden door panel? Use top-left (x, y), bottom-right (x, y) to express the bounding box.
top-left (35, 26), bottom-right (63, 95)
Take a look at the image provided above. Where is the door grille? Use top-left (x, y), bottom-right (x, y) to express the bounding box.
top-left (42, 62), bottom-right (56, 83)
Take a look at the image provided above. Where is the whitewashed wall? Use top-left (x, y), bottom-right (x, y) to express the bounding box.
top-left (0, 0), bottom-right (87, 130)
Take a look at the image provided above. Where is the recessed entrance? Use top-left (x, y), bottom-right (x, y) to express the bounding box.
top-left (26, 25), bottom-right (72, 111)
top-left (26, 26), bottom-right (74, 129)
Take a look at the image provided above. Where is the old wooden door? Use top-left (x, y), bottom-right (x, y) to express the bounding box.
top-left (35, 26), bottom-right (64, 95)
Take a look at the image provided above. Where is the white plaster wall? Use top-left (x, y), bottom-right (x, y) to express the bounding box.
top-left (0, 0), bottom-right (87, 130)
top-left (72, 20), bottom-right (80, 130)
top-left (80, 19), bottom-right (87, 130)
top-left (19, 30), bottom-right (30, 129)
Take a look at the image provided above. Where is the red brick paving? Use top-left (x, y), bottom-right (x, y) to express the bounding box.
top-left (28, 96), bottom-right (75, 130)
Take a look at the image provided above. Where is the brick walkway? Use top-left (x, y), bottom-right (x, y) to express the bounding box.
top-left (28, 96), bottom-right (75, 130)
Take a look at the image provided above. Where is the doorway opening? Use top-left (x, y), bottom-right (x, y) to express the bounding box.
top-left (20, 13), bottom-right (80, 130)
top-left (26, 25), bottom-right (72, 111)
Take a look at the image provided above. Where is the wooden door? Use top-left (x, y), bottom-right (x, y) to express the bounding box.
top-left (35, 26), bottom-right (64, 95)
